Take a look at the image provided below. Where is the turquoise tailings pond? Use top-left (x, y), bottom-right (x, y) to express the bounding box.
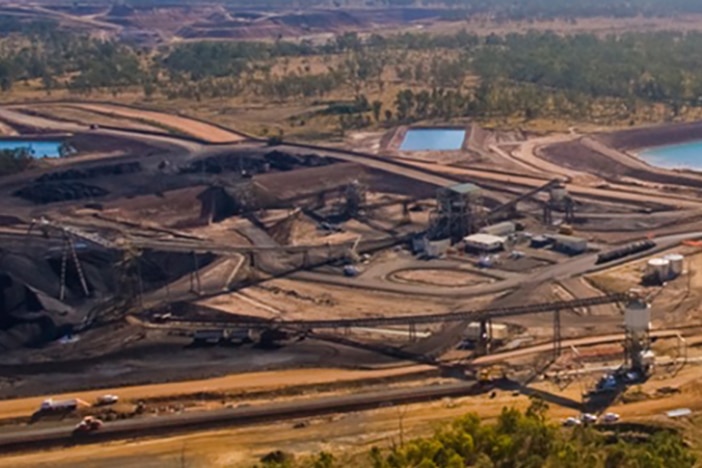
top-left (400, 128), bottom-right (466, 151)
top-left (639, 140), bottom-right (702, 170)
top-left (0, 140), bottom-right (63, 158)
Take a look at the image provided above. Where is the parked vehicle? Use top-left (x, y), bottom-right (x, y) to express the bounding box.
top-left (96, 394), bottom-right (119, 406)
top-left (581, 413), bottom-right (597, 424)
top-left (73, 416), bottom-right (103, 434)
top-left (40, 398), bottom-right (89, 412)
top-left (602, 412), bottom-right (620, 423)
top-left (563, 417), bottom-right (582, 427)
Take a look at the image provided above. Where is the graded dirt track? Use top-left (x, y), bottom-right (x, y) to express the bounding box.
top-left (0, 327), bottom-right (698, 464)
top-left (0, 366), bottom-right (434, 422)
top-left (402, 159), bottom-right (702, 209)
top-left (67, 103), bottom-right (246, 143)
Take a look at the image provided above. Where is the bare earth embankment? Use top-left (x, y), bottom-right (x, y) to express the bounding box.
top-left (69, 103), bottom-right (246, 143)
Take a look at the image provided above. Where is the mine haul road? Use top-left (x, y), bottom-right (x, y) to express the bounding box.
top-left (0, 108), bottom-right (205, 154)
top-left (0, 380), bottom-right (478, 454)
top-left (0, 327), bottom-right (689, 455)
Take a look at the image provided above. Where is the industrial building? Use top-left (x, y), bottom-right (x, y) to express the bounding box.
top-left (479, 221), bottom-right (516, 237)
top-left (530, 235), bottom-right (553, 248)
top-left (412, 236), bottom-right (451, 258)
top-left (431, 183), bottom-right (482, 241)
top-left (464, 233), bottom-right (505, 252)
top-left (551, 234), bottom-right (587, 255)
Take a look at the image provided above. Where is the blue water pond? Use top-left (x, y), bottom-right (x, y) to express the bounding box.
top-left (0, 140), bottom-right (63, 158)
top-left (639, 140), bottom-right (702, 170)
top-left (400, 128), bottom-right (466, 151)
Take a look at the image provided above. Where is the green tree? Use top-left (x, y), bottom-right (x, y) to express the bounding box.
top-left (0, 148), bottom-right (33, 176)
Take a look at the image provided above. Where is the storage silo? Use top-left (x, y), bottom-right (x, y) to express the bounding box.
top-left (663, 253), bottom-right (684, 278)
top-left (645, 258), bottom-right (670, 283)
top-left (624, 300), bottom-right (651, 333)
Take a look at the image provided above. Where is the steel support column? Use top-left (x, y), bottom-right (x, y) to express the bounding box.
top-left (553, 309), bottom-right (562, 359)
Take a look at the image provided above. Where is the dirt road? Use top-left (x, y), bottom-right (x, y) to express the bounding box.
top-left (0, 366), bottom-right (434, 421)
top-left (0, 107), bottom-right (203, 153)
top-left (69, 103), bottom-right (246, 143)
top-left (403, 160), bottom-right (702, 209)
top-left (6, 360), bottom-right (702, 468)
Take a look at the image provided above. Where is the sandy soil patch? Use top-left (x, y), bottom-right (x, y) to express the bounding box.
top-left (32, 105), bottom-right (165, 133)
top-left (199, 276), bottom-right (479, 322)
top-left (0, 119), bottom-right (17, 136)
top-left (391, 269), bottom-right (488, 287)
top-left (71, 103), bottom-right (245, 143)
top-left (99, 185), bottom-right (205, 228)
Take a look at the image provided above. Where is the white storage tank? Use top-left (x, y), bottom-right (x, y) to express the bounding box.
top-left (663, 253), bottom-right (684, 278)
top-left (646, 258), bottom-right (670, 282)
top-left (624, 300), bottom-right (651, 332)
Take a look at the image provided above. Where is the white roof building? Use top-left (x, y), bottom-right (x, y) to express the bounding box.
top-left (464, 233), bottom-right (506, 252)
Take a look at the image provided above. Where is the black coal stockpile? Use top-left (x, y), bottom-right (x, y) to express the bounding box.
top-left (0, 273), bottom-right (63, 351)
top-left (13, 182), bottom-right (109, 204)
top-left (263, 151), bottom-right (332, 171)
top-left (179, 154), bottom-right (263, 175)
top-left (178, 151), bottom-right (332, 175)
top-left (35, 162), bottom-right (141, 182)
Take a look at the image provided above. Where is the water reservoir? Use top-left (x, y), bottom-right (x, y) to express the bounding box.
top-left (400, 128), bottom-right (466, 151)
top-left (0, 140), bottom-right (63, 158)
top-left (639, 140), bottom-right (702, 170)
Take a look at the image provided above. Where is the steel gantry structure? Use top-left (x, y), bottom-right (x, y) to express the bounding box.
top-left (159, 293), bottom-right (631, 358)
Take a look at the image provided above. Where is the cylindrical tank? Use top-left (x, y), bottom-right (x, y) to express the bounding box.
top-left (625, 300), bottom-right (651, 332)
top-left (663, 254), bottom-right (684, 278)
top-left (646, 258), bottom-right (670, 282)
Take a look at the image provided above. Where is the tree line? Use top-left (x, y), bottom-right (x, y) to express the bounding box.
top-left (4, 25), bottom-right (702, 128)
top-left (252, 401), bottom-right (696, 468)
top-left (123, 0), bottom-right (702, 20)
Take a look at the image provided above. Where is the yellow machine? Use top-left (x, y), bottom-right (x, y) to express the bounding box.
top-left (478, 365), bottom-right (507, 384)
